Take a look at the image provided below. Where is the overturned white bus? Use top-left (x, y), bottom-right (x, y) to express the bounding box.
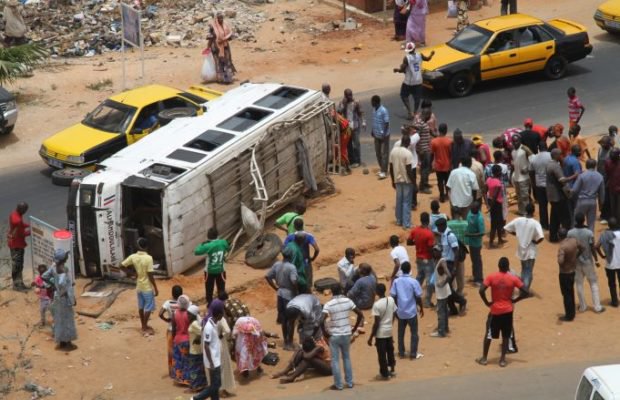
top-left (67, 83), bottom-right (335, 277)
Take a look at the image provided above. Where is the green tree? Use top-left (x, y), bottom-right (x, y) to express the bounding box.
top-left (0, 43), bottom-right (47, 85)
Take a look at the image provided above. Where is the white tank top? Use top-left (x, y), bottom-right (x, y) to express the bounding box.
top-left (404, 53), bottom-right (423, 86)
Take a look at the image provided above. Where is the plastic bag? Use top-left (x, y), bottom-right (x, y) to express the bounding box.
top-left (447, 0), bottom-right (457, 18)
top-left (201, 49), bottom-right (217, 83)
top-left (241, 203), bottom-right (261, 237)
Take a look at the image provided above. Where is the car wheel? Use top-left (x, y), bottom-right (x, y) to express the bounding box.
top-left (157, 107), bottom-right (197, 127)
top-left (448, 72), bottom-right (474, 97)
top-left (51, 168), bottom-right (91, 186)
top-left (245, 233), bottom-right (282, 269)
top-left (544, 55), bottom-right (567, 80)
top-left (1, 125), bottom-right (14, 135)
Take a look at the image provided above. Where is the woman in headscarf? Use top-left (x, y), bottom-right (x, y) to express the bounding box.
top-left (185, 304), bottom-right (207, 392)
top-left (207, 11), bottom-right (236, 84)
top-left (171, 294), bottom-right (191, 385)
top-left (405, 0), bottom-right (429, 47)
top-left (3, 0), bottom-right (27, 46)
top-left (232, 315), bottom-right (268, 378)
top-left (206, 297), bottom-right (236, 396)
top-left (43, 249), bottom-right (77, 351)
top-left (393, 0), bottom-right (410, 42)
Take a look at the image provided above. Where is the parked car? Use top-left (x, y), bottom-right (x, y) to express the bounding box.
top-left (421, 14), bottom-right (593, 97)
top-left (39, 84), bottom-right (221, 170)
top-left (0, 87), bottom-right (18, 135)
top-left (594, 0), bottom-right (620, 33)
top-left (576, 365), bottom-right (620, 400)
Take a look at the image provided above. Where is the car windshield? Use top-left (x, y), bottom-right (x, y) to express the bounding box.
top-left (82, 100), bottom-right (136, 134)
top-left (447, 25), bottom-right (492, 55)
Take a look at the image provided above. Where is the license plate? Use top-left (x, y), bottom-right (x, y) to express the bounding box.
top-left (605, 20), bottom-right (620, 29)
top-left (48, 158), bottom-right (63, 168)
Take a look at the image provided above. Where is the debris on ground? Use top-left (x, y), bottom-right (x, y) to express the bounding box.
top-left (23, 382), bottom-right (55, 398)
top-left (20, 0), bottom-right (267, 57)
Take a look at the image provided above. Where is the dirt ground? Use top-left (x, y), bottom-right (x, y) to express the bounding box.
top-left (0, 0), bottom-right (618, 399)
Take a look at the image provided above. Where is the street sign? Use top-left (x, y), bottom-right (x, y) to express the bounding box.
top-left (121, 3), bottom-right (141, 48)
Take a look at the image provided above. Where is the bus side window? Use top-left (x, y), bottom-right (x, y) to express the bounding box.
top-left (576, 377), bottom-right (593, 400)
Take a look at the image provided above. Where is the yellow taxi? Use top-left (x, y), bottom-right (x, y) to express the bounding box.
top-left (421, 14), bottom-right (593, 97)
top-left (39, 84), bottom-right (221, 169)
top-left (594, 0), bottom-right (620, 33)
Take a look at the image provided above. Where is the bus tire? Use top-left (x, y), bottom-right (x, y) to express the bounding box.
top-left (51, 168), bottom-right (91, 186)
top-left (314, 277), bottom-right (339, 293)
top-left (245, 233), bottom-right (282, 269)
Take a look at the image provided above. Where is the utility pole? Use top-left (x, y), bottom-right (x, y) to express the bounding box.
top-left (343, 0), bottom-right (347, 21)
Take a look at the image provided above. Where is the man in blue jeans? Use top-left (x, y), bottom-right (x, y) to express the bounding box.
top-left (389, 134), bottom-right (416, 229)
top-left (390, 261), bottom-right (424, 359)
top-left (321, 285), bottom-right (364, 390)
top-left (191, 302), bottom-right (225, 400)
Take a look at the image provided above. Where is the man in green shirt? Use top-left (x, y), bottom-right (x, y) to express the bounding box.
top-left (194, 227), bottom-right (230, 306)
top-left (465, 201), bottom-right (486, 285)
top-left (285, 233), bottom-right (308, 293)
top-left (447, 207), bottom-right (468, 295)
top-left (275, 202), bottom-right (306, 235)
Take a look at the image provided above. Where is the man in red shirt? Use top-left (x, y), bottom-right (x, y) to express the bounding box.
top-left (407, 212), bottom-right (435, 307)
top-left (7, 202), bottom-right (30, 291)
top-left (431, 123), bottom-right (452, 203)
top-left (476, 257), bottom-right (529, 368)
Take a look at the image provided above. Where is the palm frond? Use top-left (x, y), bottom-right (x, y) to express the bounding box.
top-left (0, 43), bottom-right (48, 85)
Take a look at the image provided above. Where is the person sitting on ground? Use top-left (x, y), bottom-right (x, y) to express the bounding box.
top-left (347, 263), bottom-right (377, 310)
top-left (337, 248), bottom-right (357, 291)
top-left (271, 336), bottom-right (332, 384)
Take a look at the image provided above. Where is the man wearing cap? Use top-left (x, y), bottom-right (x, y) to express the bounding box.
top-left (121, 238), bottom-right (159, 334)
top-left (265, 247), bottom-right (299, 350)
top-left (472, 135), bottom-right (491, 167)
top-left (7, 201), bottom-right (30, 291)
top-left (511, 133), bottom-right (532, 216)
top-left (520, 118), bottom-right (541, 155)
top-left (393, 42), bottom-right (435, 119)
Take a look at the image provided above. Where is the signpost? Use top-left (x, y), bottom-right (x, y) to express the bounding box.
top-left (120, 3), bottom-right (145, 90)
top-left (29, 216), bottom-right (57, 276)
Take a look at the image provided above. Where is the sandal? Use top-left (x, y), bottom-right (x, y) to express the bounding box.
top-left (475, 357), bottom-right (488, 366)
top-left (499, 360), bottom-right (507, 368)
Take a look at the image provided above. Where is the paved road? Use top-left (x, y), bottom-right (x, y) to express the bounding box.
top-left (291, 358), bottom-right (616, 400)
top-left (0, 41), bottom-right (619, 230)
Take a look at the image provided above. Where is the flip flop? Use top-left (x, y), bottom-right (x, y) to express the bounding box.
top-left (475, 357), bottom-right (488, 366)
top-left (499, 360), bottom-right (507, 368)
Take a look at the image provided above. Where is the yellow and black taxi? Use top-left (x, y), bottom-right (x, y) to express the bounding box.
top-left (421, 14), bottom-right (593, 97)
top-left (594, 0), bottom-right (620, 33)
top-left (39, 84), bottom-right (221, 169)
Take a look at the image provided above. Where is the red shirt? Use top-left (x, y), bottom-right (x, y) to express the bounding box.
top-left (431, 136), bottom-right (452, 172)
top-left (568, 96), bottom-right (583, 123)
top-left (7, 210), bottom-right (30, 249)
top-left (532, 124), bottom-right (547, 139)
top-left (173, 309), bottom-right (190, 344)
top-left (555, 136), bottom-right (571, 159)
top-left (483, 271), bottom-right (523, 315)
top-left (408, 226), bottom-right (434, 260)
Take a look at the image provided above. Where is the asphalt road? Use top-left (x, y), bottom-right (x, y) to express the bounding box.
top-left (1, 41), bottom-right (619, 232)
top-left (291, 358), bottom-right (617, 400)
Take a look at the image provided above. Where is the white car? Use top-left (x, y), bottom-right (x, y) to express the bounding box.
top-left (576, 365), bottom-right (620, 400)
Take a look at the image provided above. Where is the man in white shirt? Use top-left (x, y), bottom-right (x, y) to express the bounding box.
top-left (321, 285), bottom-right (364, 390)
top-left (367, 283), bottom-right (397, 380)
top-left (511, 134), bottom-right (532, 216)
top-left (389, 134), bottom-right (417, 229)
top-left (447, 156), bottom-right (479, 218)
top-left (389, 234), bottom-right (410, 280)
top-left (504, 203), bottom-right (544, 291)
top-left (394, 127), bottom-right (420, 208)
top-left (191, 302), bottom-right (224, 400)
top-left (393, 42), bottom-right (435, 119)
top-left (337, 248), bottom-right (356, 290)
top-left (529, 142), bottom-right (551, 230)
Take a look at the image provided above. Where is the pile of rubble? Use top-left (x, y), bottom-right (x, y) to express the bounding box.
top-left (16, 0), bottom-right (267, 57)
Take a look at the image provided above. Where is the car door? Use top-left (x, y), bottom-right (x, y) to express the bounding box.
top-left (515, 25), bottom-right (555, 73)
top-left (126, 102), bottom-right (162, 145)
top-left (480, 29), bottom-right (520, 81)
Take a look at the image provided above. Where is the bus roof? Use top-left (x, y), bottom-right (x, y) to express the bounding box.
top-left (86, 83), bottom-right (320, 185)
